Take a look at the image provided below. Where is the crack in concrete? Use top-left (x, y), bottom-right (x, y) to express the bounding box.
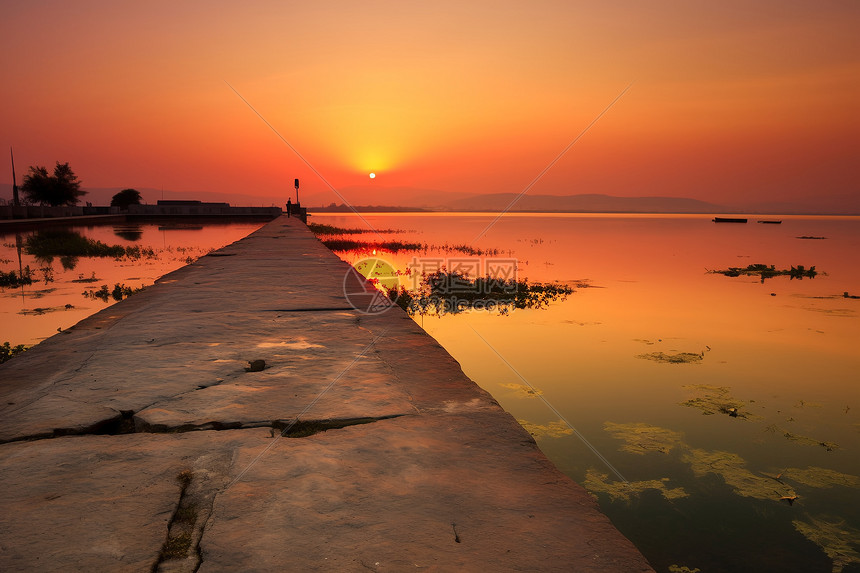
top-left (0, 413), bottom-right (407, 444)
top-left (152, 469), bottom-right (209, 573)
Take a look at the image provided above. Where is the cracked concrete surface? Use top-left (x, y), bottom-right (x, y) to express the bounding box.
top-left (0, 216), bottom-right (653, 572)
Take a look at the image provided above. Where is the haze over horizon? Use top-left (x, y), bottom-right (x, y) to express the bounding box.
top-left (2, 2), bottom-right (858, 213)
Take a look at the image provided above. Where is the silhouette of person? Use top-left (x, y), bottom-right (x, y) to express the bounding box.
top-left (286, 198), bottom-right (292, 217)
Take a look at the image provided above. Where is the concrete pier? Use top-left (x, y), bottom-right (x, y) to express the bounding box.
top-left (0, 216), bottom-right (652, 572)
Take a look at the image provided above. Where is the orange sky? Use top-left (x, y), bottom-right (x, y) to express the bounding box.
top-left (1, 1), bottom-right (858, 210)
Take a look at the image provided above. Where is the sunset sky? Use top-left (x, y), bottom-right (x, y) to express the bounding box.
top-left (2, 1), bottom-right (858, 211)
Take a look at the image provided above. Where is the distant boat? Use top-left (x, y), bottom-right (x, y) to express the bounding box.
top-left (757, 220), bottom-right (782, 224)
top-left (713, 217), bottom-right (748, 223)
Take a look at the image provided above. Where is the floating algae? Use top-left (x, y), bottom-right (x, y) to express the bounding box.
top-left (708, 263), bottom-right (819, 283)
top-left (680, 384), bottom-right (754, 419)
top-left (583, 468), bottom-right (688, 503)
top-left (18, 306), bottom-right (69, 316)
top-left (518, 420), bottom-right (573, 438)
top-left (792, 516), bottom-right (860, 573)
top-left (636, 351), bottom-right (703, 364)
top-left (783, 467), bottom-right (860, 489)
top-left (765, 425), bottom-right (839, 451)
top-left (500, 383), bottom-right (543, 398)
top-left (683, 448), bottom-right (798, 502)
top-left (604, 422), bottom-right (684, 455)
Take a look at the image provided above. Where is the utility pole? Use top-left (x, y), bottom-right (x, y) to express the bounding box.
top-left (10, 146), bottom-right (20, 207)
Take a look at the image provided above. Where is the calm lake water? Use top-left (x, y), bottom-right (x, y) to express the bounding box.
top-left (0, 221), bottom-right (265, 347)
top-left (2, 213), bottom-right (858, 572)
top-left (316, 212), bottom-right (860, 573)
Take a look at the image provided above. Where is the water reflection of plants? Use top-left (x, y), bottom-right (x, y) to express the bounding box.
top-left (388, 270), bottom-right (575, 316)
top-left (0, 267), bottom-right (34, 288)
top-left (22, 229), bottom-right (159, 272)
top-left (82, 283), bottom-right (146, 302)
top-left (708, 263), bottom-right (820, 283)
top-left (113, 225), bottom-right (143, 241)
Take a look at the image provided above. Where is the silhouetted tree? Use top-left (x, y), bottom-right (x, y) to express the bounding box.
top-left (21, 162), bottom-right (86, 206)
top-left (110, 188), bottom-right (142, 209)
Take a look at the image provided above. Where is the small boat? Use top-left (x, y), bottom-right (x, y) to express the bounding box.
top-left (713, 217), bottom-right (748, 223)
top-left (757, 220), bottom-right (782, 224)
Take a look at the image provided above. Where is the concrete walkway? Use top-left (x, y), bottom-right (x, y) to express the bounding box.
top-left (0, 216), bottom-right (652, 572)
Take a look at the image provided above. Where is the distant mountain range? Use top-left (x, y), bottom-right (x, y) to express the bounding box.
top-left (441, 193), bottom-right (726, 213)
top-left (305, 186), bottom-right (860, 215)
top-left (2, 183), bottom-right (857, 215)
top-left (310, 193), bottom-right (724, 213)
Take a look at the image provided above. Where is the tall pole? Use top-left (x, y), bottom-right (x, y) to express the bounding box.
top-left (10, 146), bottom-right (20, 207)
top-left (294, 178), bottom-right (300, 204)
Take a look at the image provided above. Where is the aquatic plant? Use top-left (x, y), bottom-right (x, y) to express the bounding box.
top-left (783, 467), bottom-right (860, 489)
top-left (19, 306), bottom-right (69, 316)
top-left (792, 516), bottom-right (860, 573)
top-left (0, 266), bottom-right (33, 288)
top-left (707, 263), bottom-right (819, 283)
top-left (637, 351), bottom-right (704, 364)
top-left (500, 383), bottom-right (543, 398)
top-left (765, 424), bottom-right (839, 451)
top-left (322, 239), bottom-right (425, 253)
top-left (390, 270), bottom-right (574, 317)
top-left (322, 237), bottom-right (499, 256)
top-left (82, 283), bottom-right (145, 302)
top-left (680, 385), bottom-right (753, 419)
top-left (308, 223), bottom-right (401, 235)
top-left (71, 272), bottom-right (99, 283)
top-left (603, 422), bottom-right (684, 455)
top-left (124, 245), bottom-right (157, 260)
top-left (1, 342), bottom-right (28, 364)
top-left (583, 468), bottom-right (689, 503)
top-left (683, 448), bottom-right (798, 502)
top-left (518, 420), bottom-right (573, 438)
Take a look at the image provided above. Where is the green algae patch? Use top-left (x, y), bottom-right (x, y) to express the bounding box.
top-left (684, 448), bottom-right (797, 502)
top-left (668, 566), bottom-right (701, 573)
top-left (784, 467), bottom-right (860, 489)
top-left (500, 383), bottom-right (543, 398)
top-left (604, 422), bottom-right (684, 455)
top-left (518, 420), bottom-right (573, 438)
top-left (583, 468), bottom-right (688, 503)
top-left (680, 384), bottom-right (754, 419)
top-left (765, 424), bottom-right (839, 451)
top-left (636, 351), bottom-right (703, 364)
top-left (792, 516), bottom-right (860, 573)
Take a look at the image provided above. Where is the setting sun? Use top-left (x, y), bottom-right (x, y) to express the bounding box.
top-left (369, 173), bottom-right (376, 179)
